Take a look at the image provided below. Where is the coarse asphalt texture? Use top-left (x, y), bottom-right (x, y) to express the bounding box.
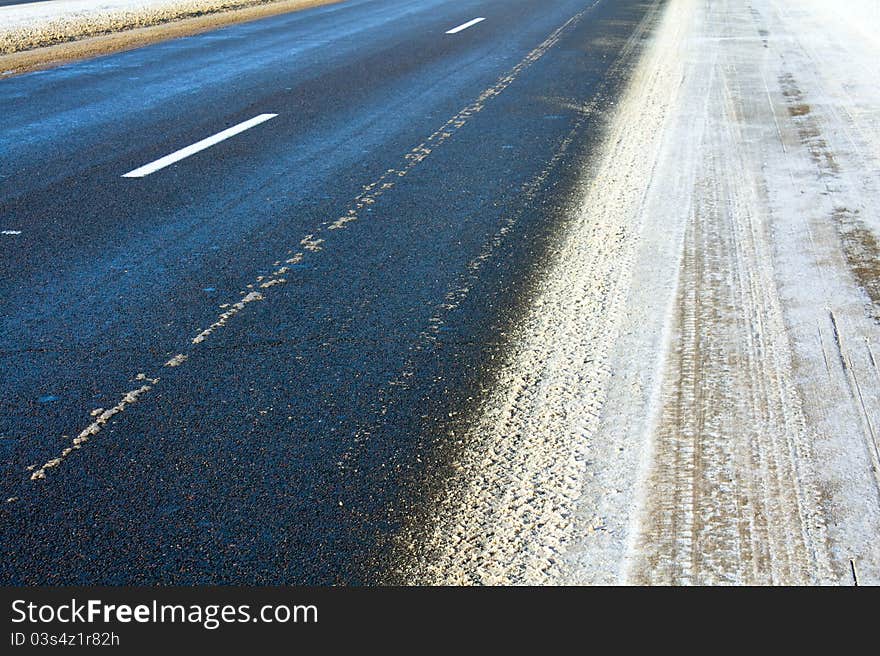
top-left (0, 0), bottom-right (662, 584)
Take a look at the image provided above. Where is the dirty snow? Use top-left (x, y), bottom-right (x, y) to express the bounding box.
top-left (0, 0), bottom-right (314, 54)
top-left (29, 377), bottom-right (159, 481)
top-left (403, 0), bottom-right (880, 585)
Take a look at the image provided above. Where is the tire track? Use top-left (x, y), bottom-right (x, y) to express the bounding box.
top-left (627, 0), bottom-right (838, 585)
top-left (399, 0), bottom-right (672, 585)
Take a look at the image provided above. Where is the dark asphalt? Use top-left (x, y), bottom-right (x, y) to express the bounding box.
top-left (0, 0), bottom-right (662, 584)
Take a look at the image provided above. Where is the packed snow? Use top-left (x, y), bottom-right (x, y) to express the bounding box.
top-left (404, 0), bottom-right (880, 585)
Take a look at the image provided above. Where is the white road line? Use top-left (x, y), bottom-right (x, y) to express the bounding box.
top-left (2, 230), bottom-right (22, 235)
top-left (122, 113), bottom-right (278, 178)
top-left (446, 17), bottom-right (485, 34)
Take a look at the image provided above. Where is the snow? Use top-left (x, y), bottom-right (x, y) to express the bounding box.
top-left (6, 0), bottom-right (878, 585)
top-left (0, 0), bottom-right (196, 32)
top-left (0, 0), bottom-right (296, 55)
top-left (404, 0), bottom-right (880, 585)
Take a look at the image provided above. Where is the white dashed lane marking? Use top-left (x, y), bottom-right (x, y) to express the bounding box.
top-left (19, 4), bottom-right (596, 487)
top-left (446, 17), bottom-right (486, 34)
top-left (122, 113), bottom-right (278, 178)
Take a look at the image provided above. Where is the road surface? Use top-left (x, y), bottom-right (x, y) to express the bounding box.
top-left (0, 0), bottom-right (661, 583)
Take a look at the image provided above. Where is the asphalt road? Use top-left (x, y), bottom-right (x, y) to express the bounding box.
top-left (0, 0), bottom-right (661, 584)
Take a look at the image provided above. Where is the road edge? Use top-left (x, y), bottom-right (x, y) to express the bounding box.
top-left (0, 0), bottom-right (342, 78)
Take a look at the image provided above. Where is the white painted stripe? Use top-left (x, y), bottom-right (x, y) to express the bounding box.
top-left (2, 230), bottom-right (22, 235)
top-left (122, 113), bottom-right (278, 178)
top-left (446, 17), bottom-right (485, 34)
